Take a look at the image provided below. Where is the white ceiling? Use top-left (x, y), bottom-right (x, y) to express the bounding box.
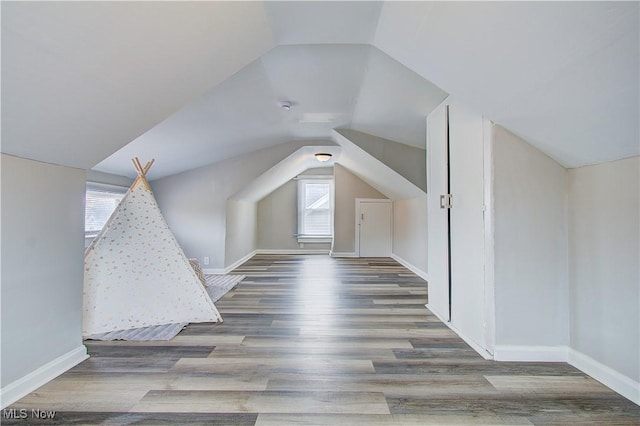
top-left (332, 130), bottom-right (426, 200)
top-left (263, 1), bottom-right (382, 45)
top-left (2, 1), bottom-right (637, 177)
top-left (374, 1), bottom-right (639, 167)
top-left (1, 1), bottom-right (275, 170)
top-left (95, 44), bottom-right (446, 180)
top-left (230, 135), bottom-right (424, 204)
top-left (351, 47), bottom-right (448, 148)
top-left (231, 146), bottom-right (344, 203)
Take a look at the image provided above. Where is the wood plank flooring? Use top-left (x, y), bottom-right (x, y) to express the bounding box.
top-left (6, 254), bottom-right (639, 425)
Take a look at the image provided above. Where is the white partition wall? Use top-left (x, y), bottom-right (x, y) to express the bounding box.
top-left (427, 100), bottom-right (638, 403)
top-left (426, 97), bottom-right (494, 357)
top-left (426, 101), bottom-right (451, 322)
top-left (448, 99), bottom-right (490, 355)
top-left (1, 155), bottom-right (88, 408)
top-left (492, 126), bottom-right (569, 360)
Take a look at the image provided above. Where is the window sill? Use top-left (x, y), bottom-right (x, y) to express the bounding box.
top-left (296, 235), bottom-right (333, 244)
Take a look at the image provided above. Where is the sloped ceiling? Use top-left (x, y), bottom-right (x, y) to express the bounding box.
top-left (96, 44), bottom-right (447, 180)
top-left (230, 146), bottom-right (343, 203)
top-left (1, 1), bottom-right (275, 170)
top-left (374, 1), bottom-right (639, 167)
top-left (230, 138), bottom-right (424, 204)
top-left (2, 1), bottom-right (637, 177)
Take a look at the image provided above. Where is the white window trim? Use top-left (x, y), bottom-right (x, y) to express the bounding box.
top-left (296, 176), bottom-right (334, 243)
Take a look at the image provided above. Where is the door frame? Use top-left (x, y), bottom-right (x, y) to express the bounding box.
top-left (355, 198), bottom-right (393, 257)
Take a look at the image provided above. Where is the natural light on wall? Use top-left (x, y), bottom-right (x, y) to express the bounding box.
top-left (297, 177), bottom-right (334, 243)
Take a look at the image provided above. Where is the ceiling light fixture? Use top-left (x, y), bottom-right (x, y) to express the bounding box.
top-left (279, 101), bottom-right (292, 111)
top-left (315, 153), bottom-right (332, 162)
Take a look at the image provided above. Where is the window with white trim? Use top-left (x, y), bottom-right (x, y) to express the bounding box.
top-left (297, 177), bottom-right (334, 241)
top-left (85, 183), bottom-right (127, 240)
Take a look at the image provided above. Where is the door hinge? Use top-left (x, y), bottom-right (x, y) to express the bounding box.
top-left (440, 194), bottom-right (452, 209)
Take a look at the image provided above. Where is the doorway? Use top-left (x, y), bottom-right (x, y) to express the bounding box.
top-left (355, 199), bottom-right (392, 257)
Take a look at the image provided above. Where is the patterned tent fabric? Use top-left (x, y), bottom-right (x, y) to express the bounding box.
top-left (83, 159), bottom-right (222, 339)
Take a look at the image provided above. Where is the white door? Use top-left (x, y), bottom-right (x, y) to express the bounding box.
top-left (426, 98), bottom-right (488, 354)
top-left (358, 200), bottom-right (392, 257)
top-left (426, 102), bottom-right (451, 321)
top-left (448, 99), bottom-right (486, 351)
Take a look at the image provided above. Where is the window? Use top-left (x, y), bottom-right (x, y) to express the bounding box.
top-left (297, 177), bottom-right (334, 241)
top-left (85, 183), bottom-right (127, 240)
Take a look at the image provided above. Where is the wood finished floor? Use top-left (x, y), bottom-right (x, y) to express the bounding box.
top-left (7, 254), bottom-right (639, 425)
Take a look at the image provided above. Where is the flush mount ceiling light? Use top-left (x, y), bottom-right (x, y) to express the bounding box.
top-left (278, 101), bottom-right (292, 111)
top-left (315, 153), bottom-right (332, 162)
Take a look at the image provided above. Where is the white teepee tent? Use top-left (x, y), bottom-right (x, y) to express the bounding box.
top-left (83, 158), bottom-right (222, 340)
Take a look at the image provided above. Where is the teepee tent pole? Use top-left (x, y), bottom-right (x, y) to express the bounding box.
top-left (143, 159), bottom-right (154, 174)
top-left (131, 157), bottom-right (154, 191)
top-left (132, 157), bottom-right (144, 175)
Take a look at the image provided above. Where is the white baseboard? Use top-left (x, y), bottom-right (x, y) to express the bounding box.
top-left (444, 320), bottom-right (494, 361)
top-left (390, 254), bottom-right (428, 282)
top-left (493, 345), bottom-right (568, 362)
top-left (203, 250), bottom-right (258, 275)
top-left (255, 249), bottom-right (329, 255)
top-left (425, 302), bottom-right (448, 323)
top-left (425, 303), bottom-right (493, 360)
top-left (224, 250), bottom-right (258, 274)
top-left (481, 344), bottom-right (639, 404)
top-left (330, 251), bottom-right (357, 258)
top-left (568, 348), bottom-right (640, 405)
top-left (1, 345), bottom-right (88, 409)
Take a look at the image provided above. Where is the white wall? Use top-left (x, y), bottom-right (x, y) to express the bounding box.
top-left (493, 126), bottom-right (569, 348)
top-left (337, 129), bottom-right (427, 192)
top-left (568, 156), bottom-right (639, 384)
top-left (151, 141), bottom-right (326, 269)
top-left (1, 155), bottom-right (87, 397)
top-left (258, 180), bottom-right (298, 250)
top-left (332, 163), bottom-right (387, 255)
top-left (392, 196), bottom-right (428, 277)
top-left (225, 200), bottom-right (257, 268)
top-left (257, 168), bottom-right (332, 252)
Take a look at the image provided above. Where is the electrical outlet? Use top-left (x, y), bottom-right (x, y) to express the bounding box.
top-left (203, 256), bottom-right (210, 265)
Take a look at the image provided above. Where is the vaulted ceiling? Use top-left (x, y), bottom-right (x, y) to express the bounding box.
top-left (2, 2), bottom-right (638, 180)
top-left (95, 44), bottom-right (447, 179)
